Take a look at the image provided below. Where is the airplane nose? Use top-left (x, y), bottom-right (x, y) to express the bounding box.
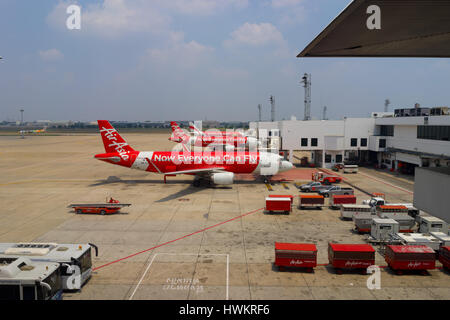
top-left (280, 160), bottom-right (294, 172)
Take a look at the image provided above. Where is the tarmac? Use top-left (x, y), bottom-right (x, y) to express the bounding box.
top-left (0, 133), bottom-right (449, 300)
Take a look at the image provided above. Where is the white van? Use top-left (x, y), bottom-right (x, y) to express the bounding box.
top-left (343, 165), bottom-right (358, 173)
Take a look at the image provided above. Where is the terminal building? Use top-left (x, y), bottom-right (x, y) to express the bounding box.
top-left (250, 107), bottom-right (450, 173)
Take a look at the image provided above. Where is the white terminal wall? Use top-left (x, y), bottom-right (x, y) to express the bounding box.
top-left (414, 167), bottom-right (450, 223)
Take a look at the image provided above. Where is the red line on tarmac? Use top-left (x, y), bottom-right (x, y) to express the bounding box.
top-left (93, 207), bottom-right (264, 271)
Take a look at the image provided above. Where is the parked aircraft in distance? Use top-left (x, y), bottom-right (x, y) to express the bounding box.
top-left (19, 127), bottom-right (47, 134)
top-left (95, 120), bottom-right (292, 186)
top-left (169, 121), bottom-right (259, 149)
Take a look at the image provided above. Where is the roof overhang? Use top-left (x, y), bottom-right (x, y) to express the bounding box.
top-left (298, 0), bottom-right (450, 58)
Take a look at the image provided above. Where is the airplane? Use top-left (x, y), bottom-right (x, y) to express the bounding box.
top-left (169, 121), bottom-right (259, 149)
top-left (189, 122), bottom-right (247, 137)
top-left (95, 120), bottom-right (293, 186)
top-left (19, 126), bottom-right (47, 134)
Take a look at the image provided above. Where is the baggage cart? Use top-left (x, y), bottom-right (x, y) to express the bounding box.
top-left (268, 194), bottom-right (294, 204)
top-left (68, 197), bottom-right (131, 215)
top-left (265, 197), bottom-right (292, 214)
top-left (394, 233), bottom-right (442, 251)
top-left (385, 245), bottom-right (436, 275)
top-left (340, 204), bottom-right (372, 220)
top-left (274, 242), bottom-right (317, 272)
top-left (392, 215), bottom-right (416, 233)
top-left (330, 195), bottom-right (356, 209)
top-left (299, 195), bottom-right (324, 209)
top-left (328, 243), bottom-right (375, 274)
top-left (438, 246), bottom-right (450, 270)
top-left (353, 214), bottom-right (374, 233)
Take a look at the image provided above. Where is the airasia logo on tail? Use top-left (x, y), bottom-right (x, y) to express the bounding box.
top-left (100, 127), bottom-right (130, 160)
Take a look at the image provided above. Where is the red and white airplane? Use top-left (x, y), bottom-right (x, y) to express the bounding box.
top-left (189, 122), bottom-right (245, 137)
top-left (169, 121), bottom-right (259, 148)
top-left (95, 120), bottom-right (292, 186)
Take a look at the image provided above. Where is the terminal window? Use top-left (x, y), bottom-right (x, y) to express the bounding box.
top-left (360, 138), bottom-right (367, 147)
top-left (380, 125), bottom-right (394, 136)
top-left (301, 138), bottom-right (308, 147)
top-left (350, 138), bottom-right (357, 147)
top-left (379, 139), bottom-right (386, 148)
top-left (417, 125), bottom-right (450, 141)
top-left (311, 138), bottom-right (318, 146)
top-left (325, 154), bottom-right (332, 163)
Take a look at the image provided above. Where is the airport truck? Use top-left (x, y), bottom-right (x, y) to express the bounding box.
top-left (319, 186), bottom-right (354, 198)
top-left (298, 181), bottom-right (328, 192)
top-left (312, 172), bottom-right (342, 185)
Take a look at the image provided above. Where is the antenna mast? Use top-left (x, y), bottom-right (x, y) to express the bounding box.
top-left (269, 96), bottom-right (275, 122)
top-left (301, 73), bottom-right (311, 120)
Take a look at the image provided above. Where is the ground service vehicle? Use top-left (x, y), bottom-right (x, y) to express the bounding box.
top-left (340, 204), bottom-right (372, 220)
top-left (275, 242), bottom-right (317, 272)
top-left (319, 186), bottom-right (354, 198)
top-left (370, 218), bottom-right (399, 242)
top-left (68, 197), bottom-right (131, 215)
top-left (0, 242), bottom-right (98, 290)
top-left (0, 257), bottom-right (62, 300)
top-left (299, 195), bottom-right (324, 209)
top-left (419, 217), bottom-right (448, 234)
top-left (312, 172), bottom-right (342, 185)
top-left (343, 165), bottom-right (358, 173)
top-left (299, 181), bottom-right (324, 192)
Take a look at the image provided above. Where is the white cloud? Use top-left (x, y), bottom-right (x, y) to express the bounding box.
top-left (145, 32), bottom-right (215, 69)
top-left (47, 0), bottom-right (249, 38)
top-left (224, 22), bottom-right (285, 47)
top-left (159, 0), bottom-right (248, 15)
top-left (47, 0), bottom-right (171, 38)
top-left (271, 0), bottom-right (302, 8)
top-left (39, 49), bottom-right (64, 61)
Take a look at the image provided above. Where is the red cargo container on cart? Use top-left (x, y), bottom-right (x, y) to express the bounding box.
top-left (385, 245), bottom-right (436, 274)
top-left (265, 197), bottom-right (292, 214)
top-left (330, 195), bottom-right (356, 209)
top-left (439, 246), bottom-right (450, 270)
top-left (268, 195), bottom-right (294, 204)
top-left (299, 195), bottom-right (324, 209)
top-left (275, 242), bottom-right (317, 272)
top-left (328, 243), bottom-right (375, 274)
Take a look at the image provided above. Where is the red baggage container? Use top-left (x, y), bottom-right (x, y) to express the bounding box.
top-left (265, 197), bottom-right (292, 214)
top-left (385, 245), bottom-right (436, 274)
top-left (439, 246), bottom-right (450, 270)
top-left (268, 194), bottom-right (294, 204)
top-left (328, 243), bottom-right (375, 274)
top-left (330, 195), bottom-right (356, 209)
top-left (275, 242), bottom-right (317, 272)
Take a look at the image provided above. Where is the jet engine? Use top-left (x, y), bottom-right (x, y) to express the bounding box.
top-left (211, 172), bottom-right (234, 185)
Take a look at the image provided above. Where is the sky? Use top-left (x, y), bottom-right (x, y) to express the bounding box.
top-left (1, 0), bottom-right (450, 122)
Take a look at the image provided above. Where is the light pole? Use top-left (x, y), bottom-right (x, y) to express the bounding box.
top-left (20, 109), bottom-right (24, 139)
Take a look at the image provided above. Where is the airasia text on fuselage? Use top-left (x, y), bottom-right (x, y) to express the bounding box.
top-left (153, 153), bottom-right (258, 165)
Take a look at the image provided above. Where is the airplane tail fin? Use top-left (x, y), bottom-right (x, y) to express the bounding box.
top-left (189, 122), bottom-right (203, 136)
top-left (170, 121), bottom-right (186, 137)
top-left (97, 120), bottom-right (135, 153)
